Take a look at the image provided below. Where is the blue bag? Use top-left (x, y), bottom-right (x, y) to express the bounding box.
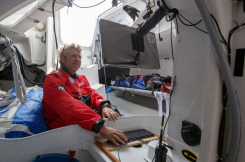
top-left (110, 76), bottom-right (122, 86)
top-left (131, 76), bottom-right (146, 89)
top-left (131, 74), bottom-right (159, 90)
top-left (118, 75), bottom-right (134, 88)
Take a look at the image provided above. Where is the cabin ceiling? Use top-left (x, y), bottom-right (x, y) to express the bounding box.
top-left (0, 0), bottom-right (71, 33)
top-left (0, 0), bottom-right (36, 22)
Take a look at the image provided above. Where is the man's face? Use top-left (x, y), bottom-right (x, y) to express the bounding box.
top-left (61, 48), bottom-right (81, 75)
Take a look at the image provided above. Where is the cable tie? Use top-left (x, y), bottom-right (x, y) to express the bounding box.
top-left (35, 7), bottom-right (52, 13)
top-left (27, 17), bottom-right (40, 23)
top-left (38, 8), bottom-right (44, 12)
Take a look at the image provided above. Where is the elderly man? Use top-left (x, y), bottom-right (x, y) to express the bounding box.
top-left (42, 43), bottom-right (127, 146)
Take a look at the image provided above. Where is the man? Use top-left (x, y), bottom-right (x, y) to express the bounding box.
top-left (42, 43), bottom-right (127, 146)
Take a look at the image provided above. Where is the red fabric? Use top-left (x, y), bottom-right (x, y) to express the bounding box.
top-left (42, 69), bottom-right (104, 131)
top-left (69, 150), bottom-right (76, 162)
top-left (161, 83), bottom-right (171, 94)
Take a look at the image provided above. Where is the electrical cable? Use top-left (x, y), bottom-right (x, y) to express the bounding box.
top-left (118, 149), bottom-right (121, 161)
top-left (195, 2), bottom-right (242, 162)
top-left (178, 13), bottom-right (202, 26)
top-left (216, 20), bottom-right (244, 162)
top-left (177, 13), bottom-right (227, 47)
top-left (177, 12), bottom-right (229, 48)
top-left (15, 48), bottom-right (46, 67)
top-left (177, 13), bottom-right (208, 34)
top-left (17, 53), bottom-right (46, 67)
top-left (152, 155), bottom-right (155, 162)
top-left (162, 115), bottom-right (169, 137)
top-left (170, 20), bottom-right (174, 61)
top-left (103, 67), bottom-right (109, 99)
top-left (228, 22), bottom-right (245, 54)
top-left (68, 0), bottom-right (106, 8)
top-left (117, 144), bottom-right (125, 162)
top-left (14, 46), bottom-right (44, 85)
top-left (217, 83), bottom-right (228, 162)
top-left (158, 1), bottom-right (162, 42)
top-left (175, 17), bottom-right (179, 35)
top-left (165, 9), bottom-right (178, 22)
top-left (52, 0), bottom-right (59, 70)
top-left (210, 14), bottom-right (230, 54)
top-left (52, 0), bottom-right (58, 50)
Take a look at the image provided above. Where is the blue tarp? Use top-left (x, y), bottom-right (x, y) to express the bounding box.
top-left (0, 87), bottom-right (48, 138)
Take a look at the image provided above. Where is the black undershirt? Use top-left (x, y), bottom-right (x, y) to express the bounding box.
top-left (60, 64), bottom-right (77, 80)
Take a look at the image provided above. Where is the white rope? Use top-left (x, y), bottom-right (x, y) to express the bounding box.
top-left (5, 40), bottom-right (27, 104)
top-left (154, 91), bottom-right (170, 118)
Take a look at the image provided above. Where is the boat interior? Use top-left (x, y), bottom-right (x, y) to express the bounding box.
top-left (0, 0), bottom-right (245, 162)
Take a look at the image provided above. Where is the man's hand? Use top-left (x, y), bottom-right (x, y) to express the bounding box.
top-left (102, 107), bottom-right (120, 121)
top-left (99, 126), bottom-right (127, 146)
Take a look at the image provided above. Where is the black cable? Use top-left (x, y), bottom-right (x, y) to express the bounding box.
top-left (228, 22), bottom-right (245, 54)
top-left (210, 14), bottom-right (230, 54)
top-left (68, 0), bottom-right (106, 8)
top-left (52, 0), bottom-right (58, 50)
top-left (170, 20), bottom-right (174, 61)
top-left (216, 22), bottom-right (245, 162)
top-left (152, 155), bottom-right (155, 162)
top-left (177, 13), bottom-right (208, 34)
top-left (165, 9), bottom-right (178, 22)
top-left (217, 83), bottom-right (228, 162)
top-left (12, 45), bottom-right (46, 67)
top-left (175, 17), bottom-right (179, 35)
top-left (52, 0), bottom-right (59, 70)
top-left (117, 145), bottom-right (125, 162)
top-left (158, 114), bottom-right (165, 152)
top-left (158, 2), bottom-right (162, 42)
top-left (18, 56), bottom-right (46, 67)
top-left (162, 115), bottom-right (169, 136)
top-left (118, 149), bottom-right (121, 162)
top-left (177, 12), bottom-right (229, 47)
top-left (178, 13), bottom-right (202, 26)
top-left (14, 46), bottom-right (44, 85)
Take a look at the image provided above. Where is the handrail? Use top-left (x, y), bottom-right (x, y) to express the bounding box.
top-left (194, 1), bottom-right (242, 162)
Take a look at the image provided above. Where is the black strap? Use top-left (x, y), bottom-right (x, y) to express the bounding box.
top-left (134, 51), bottom-right (140, 65)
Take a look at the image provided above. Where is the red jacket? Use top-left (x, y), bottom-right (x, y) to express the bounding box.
top-left (42, 69), bottom-right (108, 133)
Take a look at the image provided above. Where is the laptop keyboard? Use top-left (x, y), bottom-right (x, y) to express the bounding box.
top-left (106, 129), bottom-right (155, 146)
top-left (124, 129), bottom-right (154, 142)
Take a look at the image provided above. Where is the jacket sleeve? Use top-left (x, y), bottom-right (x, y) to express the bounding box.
top-left (42, 74), bottom-right (104, 133)
top-left (81, 76), bottom-right (110, 112)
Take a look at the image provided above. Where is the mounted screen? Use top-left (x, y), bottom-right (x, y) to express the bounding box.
top-left (99, 19), bottom-right (160, 69)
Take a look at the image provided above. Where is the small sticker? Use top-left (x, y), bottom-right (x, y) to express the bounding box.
top-left (147, 33), bottom-right (156, 43)
top-left (79, 82), bottom-right (84, 87)
top-left (57, 86), bottom-right (65, 91)
top-left (56, 70), bottom-right (62, 75)
top-left (69, 77), bottom-right (75, 84)
top-left (33, 85), bottom-right (38, 90)
top-left (182, 150), bottom-right (197, 162)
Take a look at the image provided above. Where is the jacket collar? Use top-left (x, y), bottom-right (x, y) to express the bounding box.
top-left (60, 64), bottom-right (77, 80)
